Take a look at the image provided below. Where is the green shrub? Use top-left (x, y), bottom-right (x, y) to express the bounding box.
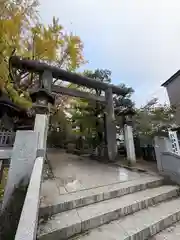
top-left (0, 168), bottom-right (8, 200)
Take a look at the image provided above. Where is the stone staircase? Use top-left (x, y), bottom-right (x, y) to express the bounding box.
top-left (37, 176), bottom-right (180, 240)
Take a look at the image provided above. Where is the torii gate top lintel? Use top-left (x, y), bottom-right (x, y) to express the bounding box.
top-left (10, 56), bottom-right (128, 96)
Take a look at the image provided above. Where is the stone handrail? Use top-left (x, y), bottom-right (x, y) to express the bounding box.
top-left (15, 156), bottom-right (44, 240)
top-left (1, 114), bottom-right (48, 239)
top-left (159, 151), bottom-right (180, 184)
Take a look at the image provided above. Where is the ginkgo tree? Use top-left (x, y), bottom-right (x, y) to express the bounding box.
top-left (0, 0), bottom-right (85, 109)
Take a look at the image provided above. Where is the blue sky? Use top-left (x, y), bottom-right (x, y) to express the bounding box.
top-left (39, 0), bottom-right (180, 106)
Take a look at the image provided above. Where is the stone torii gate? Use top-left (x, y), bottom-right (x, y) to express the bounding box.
top-left (10, 55), bottom-right (132, 162)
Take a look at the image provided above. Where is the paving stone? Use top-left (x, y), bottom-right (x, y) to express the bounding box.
top-left (38, 152), bottom-right (180, 240)
top-left (38, 185), bottom-right (179, 240)
top-left (118, 198), bottom-right (180, 239)
top-left (40, 176), bottom-right (163, 217)
top-left (38, 209), bottom-right (82, 240)
top-left (151, 221), bottom-right (180, 239)
top-left (46, 152), bottom-right (149, 191)
top-left (41, 179), bottom-right (67, 207)
top-left (71, 221), bottom-right (129, 240)
top-left (77, 185), bottom-right (178, 226)
top-left (70, 198), bottom-right (180, 240)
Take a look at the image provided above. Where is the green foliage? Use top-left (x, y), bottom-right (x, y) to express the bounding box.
top-left (134, 98), bottom-right (175, 142)
top-left (69, 69), bottom-right (134, 147)
top-left (69, 69), bottom-right (111, 145)
top-left (0, 168), bottom-right (8, 199)
top-left (114, 83), bottom-right (134, 109)
top-left (0, 185), bottom-right (3, 199)
top-left (48, 109), bottom-right (72, 147)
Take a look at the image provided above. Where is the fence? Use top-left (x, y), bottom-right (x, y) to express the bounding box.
top-left (0, 132), bottom-right (15, 147)
top-left (0, 132), bottom-right (14, 184)
top-left (0, 148), bottom-right (12, 184)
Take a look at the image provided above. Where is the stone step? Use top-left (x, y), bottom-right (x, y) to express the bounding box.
top-left (40, 176), bottom-right (163, 217)
top-left (151, 221), bottom-right (180, 239)
top-left (38, 185), bottom-right (179, 240)
top-left (70, 197), bottom-right (180, 240)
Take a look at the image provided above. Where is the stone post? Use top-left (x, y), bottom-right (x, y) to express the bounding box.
top-left (105, 88), bottom-right (117, 161)
top-left (154, 136), bottom-right (172, 172)
top-left (34, 114), bottom-right (49, 158)
top-left (124, 124), bottom-right (136, 165)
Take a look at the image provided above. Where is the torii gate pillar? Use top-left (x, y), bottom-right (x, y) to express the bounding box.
top-left (105, 88), bottom-right (117, 161)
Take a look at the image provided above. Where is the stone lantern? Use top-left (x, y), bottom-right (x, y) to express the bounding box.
top-left (123, 108), bottom-right (135, 126)
top-left (29, 70), bottom-right (55, 114)
top-left (115, 106), bottom-right (136, 165)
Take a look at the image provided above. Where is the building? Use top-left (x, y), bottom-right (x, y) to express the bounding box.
top-left (162, 71), bottom-right (180, 154)
top-left (162, 70), bottom-right (180, 124)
